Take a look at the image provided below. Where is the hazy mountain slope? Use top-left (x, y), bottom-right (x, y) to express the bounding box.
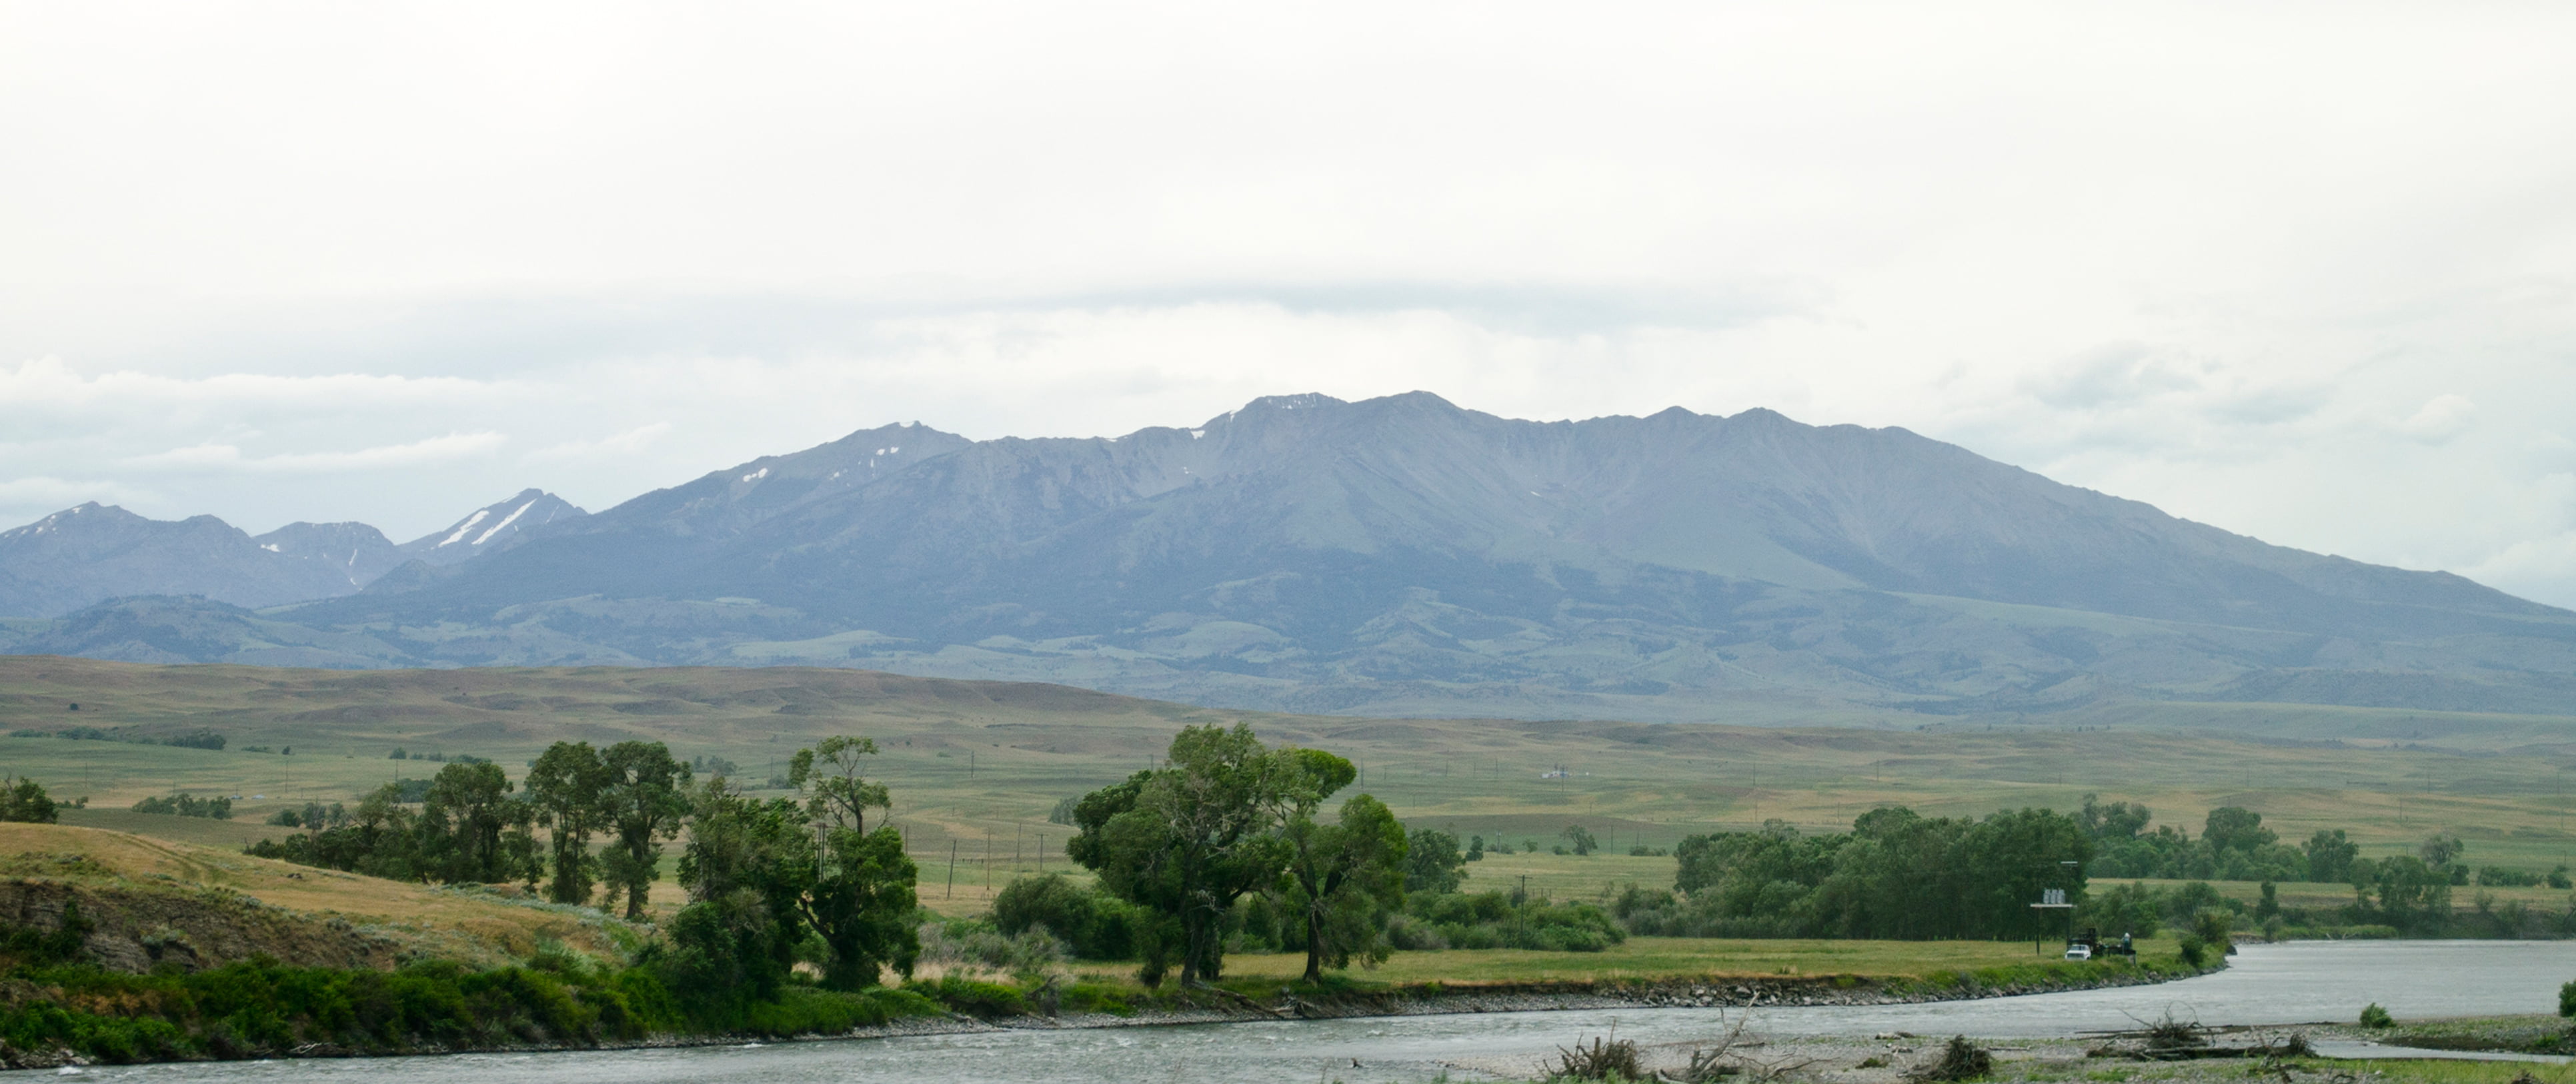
top-left (257, 392), bottom-right (2575, 718)
top-left (0, 504), bottom-right (361, 617)
top-left (0, 491), bottom-right (595, 619)
top-left (251, 521), bottom-right (403, 587)
top-left (1, 596), bottom-right (431, 668)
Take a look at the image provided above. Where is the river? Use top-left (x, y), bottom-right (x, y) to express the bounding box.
top-left (21, 941), bottom-right (2576, 1083)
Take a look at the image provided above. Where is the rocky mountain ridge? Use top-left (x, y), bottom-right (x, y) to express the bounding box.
top-left (3, 393), bottom-right (2569, 721)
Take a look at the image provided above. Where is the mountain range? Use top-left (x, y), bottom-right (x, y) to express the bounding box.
top-left (4, 392), bottom-right (2571, 722)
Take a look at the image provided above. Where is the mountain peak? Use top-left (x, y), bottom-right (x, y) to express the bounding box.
top-left (396, 490), bottom-right (587, 566)
top-left (1, 502), bottom-right (123, 540)
top-left (252, 521), bottom-right (402, 586)
top-left (1242, 392), bottom-right (1349, 412)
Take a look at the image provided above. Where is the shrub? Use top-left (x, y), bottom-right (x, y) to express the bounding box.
top-left (990, 875), bottom-right (1140, 960)
top-left (1548, 1034), bottom-right (1641, 1081)
top-left (2359, 1003), bottom-right (2394, 1028)
top-left (131, 793), bottom-right (232, 820)
top-left (1908, 1036), bottom-right (1993, 1082)
top-left (904, 975), bottom-right (1028, 1018)
top-left (1407, 891), bottom-right (1624, 951)
top-left (0, 777), bottom-right (60, 824)
top-left (918, 920), bottom-right (1064, 981)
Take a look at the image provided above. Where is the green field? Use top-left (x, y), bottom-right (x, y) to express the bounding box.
top-left (9, 655), bottom-right (2576, 918)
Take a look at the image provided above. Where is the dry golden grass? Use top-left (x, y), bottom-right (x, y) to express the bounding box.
top-left (0, 822), bottom-right (637, 965)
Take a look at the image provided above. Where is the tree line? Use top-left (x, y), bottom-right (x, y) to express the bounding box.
top-left (1617, 795), bottom-right (2576, 943)
top-left (1605, 806), bottom-right (2092, 941)
top-left (246, 741), bottom-right (691, 918)
top-left (2081, 794), bottom-right (2565, 891)
top-left (240, 736), bottom-right (920, 1006)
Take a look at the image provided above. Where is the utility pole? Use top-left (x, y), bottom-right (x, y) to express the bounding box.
top-left (947, 841), bottom-right (958, 899)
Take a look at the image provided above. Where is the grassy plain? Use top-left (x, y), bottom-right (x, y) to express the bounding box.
top-left (9, 655), bottom-right (2576, 921)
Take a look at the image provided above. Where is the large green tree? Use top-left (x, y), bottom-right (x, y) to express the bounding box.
top-left (2202, 806), bottom-right (2277, 853)
top-left (794, 819), bottom-right (921, 989)
top-left (525, 741), bottom-right (609, 905)
top-left (1281, 776), bottom-right (1408, 981)
top-left (1068, 724), bottom-right (1304, 985)
top-left (671, 736), bottom-right (920, 993)
top-left (420, 761), bottom-right (536, 885)
top-left (778, 734), bottom-right (918, 986)
top-left (2303, 829), bottom-right (2360, 884)
top-left (672, 780), bottom-right (806, 1001)
top-left (599, 740), bottom-right (693, 919)
top-left (1402, 827), bottom-right (1466, 894)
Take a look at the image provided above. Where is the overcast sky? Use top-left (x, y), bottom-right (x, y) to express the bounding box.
top-left (4, 2), bottom-right (2573, 606)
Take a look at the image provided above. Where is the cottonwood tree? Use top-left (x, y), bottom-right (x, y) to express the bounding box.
top-left (1069, 724), bottom-right (1302, 985)
top-left (672, 779), bottom-right (804, 1001)
top-left (1277, 748), bottom-right (1408, 981)
top-left (420, 761), bottom-right (535, 885)
top-left (2203, 806), bottom-right (2277, 853)
top-left (672, 736), bottom-right (919, 993)
top-left (1403, 827), bottom-right (1466, 893)
top-left (790, 735), bottom-right (892, 832)
top-left (795, 817), bottom-right (920, 989)
top-left (599, 741), bottom-right (693, 919)
top-left (2303, 829), bottom-right (2359, 883)
top-left (1560, 825), bottom-right (1598, 857)
top-left (525, 741), bottom-right (610, 905)
top-left (790, 734), bottom-right (918, 987)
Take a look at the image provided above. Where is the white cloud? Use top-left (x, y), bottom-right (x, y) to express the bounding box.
top-left (2399, 394), bottom-right (2478, 443)
top-left (0, 476), bottom-right (155, 508)
top-left (2467, 524), bottom-right (2576, 610)
top-left (525, 422), bottom-right (674, 463)
top-left (120, 432), bottom-right (508, 473)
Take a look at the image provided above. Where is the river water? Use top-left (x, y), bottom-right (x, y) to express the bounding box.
top-left (22, 941), bottom-right (2576, 1083)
